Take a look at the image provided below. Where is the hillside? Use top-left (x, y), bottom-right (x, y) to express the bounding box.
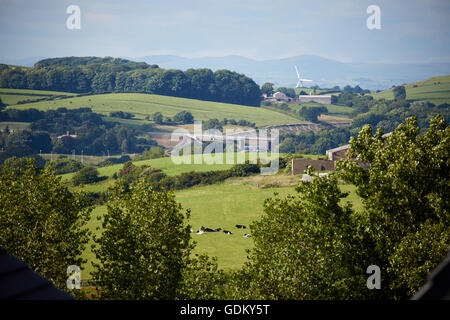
top-left (0, 56), bottom-right (262, 106)
top-left (371, 75), bottom-right (450, 105)
top-left (8, 92), bottom-right (301, 126)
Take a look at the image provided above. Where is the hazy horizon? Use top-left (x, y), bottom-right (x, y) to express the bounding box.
top-left (1, 0), bottom-right (449, 64)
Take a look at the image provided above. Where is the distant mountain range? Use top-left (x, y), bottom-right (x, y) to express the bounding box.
top-left (2, 54), bottom-right (450, 90)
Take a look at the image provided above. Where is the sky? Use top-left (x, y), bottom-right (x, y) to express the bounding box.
top-left (0, 0), bottom-right (449, 63)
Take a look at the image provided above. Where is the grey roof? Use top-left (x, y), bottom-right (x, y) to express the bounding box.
top-left (0, 247), bottom-right (73, 300)
top-left (326, 144), bottom-right (349, 154)
top-left (325, 132), bottom-right (393, 155)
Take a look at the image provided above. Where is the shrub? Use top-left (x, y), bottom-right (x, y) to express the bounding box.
top-left (72, 166), bottom-right (102, 186)
top-left (48, 158), bottom-right (84, 174)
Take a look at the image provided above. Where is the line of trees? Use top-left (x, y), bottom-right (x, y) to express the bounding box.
top-left (0, 57), bottom-right (262, 106)
top-left (0, 108), bottom-right (156, 162)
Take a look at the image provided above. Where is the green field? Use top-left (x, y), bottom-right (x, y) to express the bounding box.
top-left (80, 177), bottom-right (361, 278)
top-left (61, 152), bottom-right (285, 191)
top-left (0, 88), bottom-right (76, 106)
top-left (0, 88), bottom-right (76, 96)
top-left (289, 102), bottom-right (353, 118)
top-left (0, 121), bottom-right (30, 131)
top-left (6, 92), bottom-right (301, 127)
top-left (372, 75), bottom-right (450, 104)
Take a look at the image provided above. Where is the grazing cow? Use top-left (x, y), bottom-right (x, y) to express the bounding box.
top-left (223, 230), bottom-right (232, 235)
top-left (236, 224), bottom-right (247, 229)
top-left (204, 228), bottom-right (215, 232)
top-left (215, 228), bottom-right (222, 232)
top-left (196, 230), bottom-right (205, 235)
top-left (243, 233), bottom-right (251, 238)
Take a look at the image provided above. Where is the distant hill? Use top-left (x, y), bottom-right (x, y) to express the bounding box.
top-left (0, 57), bottom-right (262, 106)
top-left (130, 54), bottom-right (450, 90)
top-left (372, 75), bottom-right (450, 105)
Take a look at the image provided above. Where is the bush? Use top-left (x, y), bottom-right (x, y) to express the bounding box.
top-left (97, 155), bottom-right (131, 167)
top-left (48, 158), bottom-right (84, 174)
top-left (173, 111), bottom-right (194, 124)
top-left (72, 166), bottom-right (102, 186)
top-left (134, 147), bottom-right (165, 161)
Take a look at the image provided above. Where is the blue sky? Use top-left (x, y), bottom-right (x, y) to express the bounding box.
top-left (0, 0), bottom-right (449, 63)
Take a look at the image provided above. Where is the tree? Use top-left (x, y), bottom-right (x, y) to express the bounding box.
top-left (229, 169), bottom-right (367, 299)
top-left (393, 85), bottom-right (406, 100)
top-left (204, 118), bottom-right (222, 131)
top-left (153, 112), bottom-right (163, 124)
top-left (91, 179), bottom-right (193, 299)
top-left (177, 254), bottom-right (226, 299)
top-left (336, 115), bottom-right (450, 298)
top-left (135, 146), bottom-right (165, 160)
top-left (0, 97), bottom-right (5, 111)
top-left (261, 83), bottom-right (274, 97)
top-left (277, 87), bottom-right (296, 98)
top-left (173, 111), bottom-right (194, 124)
top-left (48, 158), bottom-right (84, 174)
top-left (298, 106), bottom-right (324, 123)
top-left (0, 159), bottom-right (91, 292)
top-left (72, 166), bottom-right (101, 186)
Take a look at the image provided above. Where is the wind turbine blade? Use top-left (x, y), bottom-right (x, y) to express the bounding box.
top-left (294, 66), bottom-right (300, 79)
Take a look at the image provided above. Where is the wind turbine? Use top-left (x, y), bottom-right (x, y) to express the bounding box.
top-left (294, 66), bottom-right (313, 88)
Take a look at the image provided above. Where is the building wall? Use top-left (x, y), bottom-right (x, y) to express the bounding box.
top-left (298, 96), bottom-right (332, 104)
top-left (291, 158), bottom-right (335, 175)
top-left (328, 149), bottom-right (348, 161)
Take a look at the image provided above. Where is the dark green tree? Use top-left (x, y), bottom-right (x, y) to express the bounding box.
top-left (173, 111), bottom-right (194, 124)
top-left (261, 83), bottom-right (274, 97)
top-left (72, 166), bottom-right (102, 186)
top-left (393, 85), bottom-right (406, 100)
top-left (337, 115), bottom-right (450, 298)
top-left (0, 159), bottom-right (91, 292)
top-left (91, 179), bottom-right (193, 299)
top-left (229, 169), bottom-right (367, 299)
top-left (153, 112), bottom-right (163, 124)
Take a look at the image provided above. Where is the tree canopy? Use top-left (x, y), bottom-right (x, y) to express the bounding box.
top-left (0, 159), bottom-right (91, 293)
top-left (0, 57), bottom-right (262, 106)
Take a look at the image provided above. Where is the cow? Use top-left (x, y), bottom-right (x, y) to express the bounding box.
top-left (236, 224), bottom-right (247, 229)
top-left (223, 230), bottom-right (232, 235)
top-left (243, 233), bottom-right (251, 238)
top-left (196, 230), bottom-right (205, 235)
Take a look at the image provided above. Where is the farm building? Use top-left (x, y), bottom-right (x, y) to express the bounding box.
top-left (326, 144), bottom-right (349, 161)
top-left (266, 91), bottom-right (297, 103)
top-left (298, 95), bottom-right (332, 104)
top-left (291, 158), bottom-right (335, 175)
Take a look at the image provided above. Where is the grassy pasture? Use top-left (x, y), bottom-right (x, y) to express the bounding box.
top-left (8, 92), bottom-right (300, 127)
top-left (61, 152), bottom-right (286, 192)
top-left (371, 75), bottom-right (450, 104)
top-left (0, 88), bottom-right (76, 96)
top-left (0, 121), bottom-right (30, 131)
top-left (80, 176), bottom-right (361, 277)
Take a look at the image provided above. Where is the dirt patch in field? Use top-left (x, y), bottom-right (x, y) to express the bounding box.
top-left (261, 123), bottom-right (331, 133)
